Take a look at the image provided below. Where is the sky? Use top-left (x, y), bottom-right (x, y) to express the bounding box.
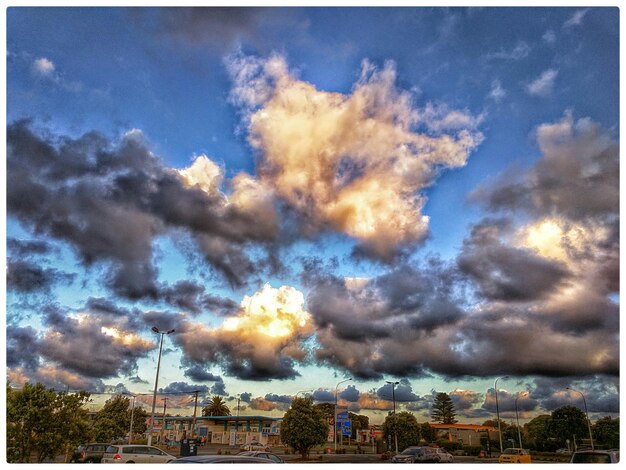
top-left (4, 5), bottom-right (620, 425)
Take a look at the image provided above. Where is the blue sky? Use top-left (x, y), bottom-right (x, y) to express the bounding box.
top-left (5, 6), bottom-right (620, 424)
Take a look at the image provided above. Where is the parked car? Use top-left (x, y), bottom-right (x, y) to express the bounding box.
top-left (433, 447), bottom-right (454, 463)
top-left (240, 441), bottom-right (271, 452)
top-left (70, 443), bottom-right (110, 463)
top-left (391, 446), bottom-right (425, 463)
top-left (498, 448), bottom-right (532, 464)
top-left (238, 451), bottom-right (284, 463)
top-left (556, 448), bottom-right (571, 455)
top-left (570, 449), bottom-right (620, 463)
top-left (171, 455), bottom-right (276, 464)
top-left (391, 446), bottom-right (440, 463)
top-left (102, 445), bottom-right (176, 463)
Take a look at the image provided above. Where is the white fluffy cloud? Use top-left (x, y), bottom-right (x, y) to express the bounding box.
top-left (226, 54), bottom-right (483, 259)
top-left (32, 57), bottom-right (55, 76)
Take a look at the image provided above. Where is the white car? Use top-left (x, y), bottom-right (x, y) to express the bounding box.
top-left (433, 447), bottom-right (454, 463)
top-left (102, 444), bottom-right (176, 463)
top-left (240, 441), bottom-right (271, 452)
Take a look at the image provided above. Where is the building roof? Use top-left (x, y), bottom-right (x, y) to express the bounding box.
top-left (151, 415), bottom-right (281, 422)
top-left (430, 423), bottom-right (496, 431)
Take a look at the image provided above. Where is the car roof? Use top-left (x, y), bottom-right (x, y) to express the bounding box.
top-left (172, 455), bottom-right (273, 463)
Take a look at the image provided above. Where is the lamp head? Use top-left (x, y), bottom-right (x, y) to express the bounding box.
top-left (167, 328), bottom-right (175, 334)
top-left (151, 326), bottom-right (160, 333)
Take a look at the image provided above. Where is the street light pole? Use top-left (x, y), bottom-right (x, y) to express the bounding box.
top-left (128, 394), bottom-right (136, 443)
top-left (295, 390), bottom-right (314, 398)
top-left (494, 375), bottom-right (509, 453)
top-left (147, 326), bottom-right (175, 446)
top-left (567, 387), bottom-right (594, 450)
top-left (514, 392), bottom-right (527, 449)
top-left (334, 378), bottom-right (352, 453)
top-left (386, 381), bottom-right (399, 453)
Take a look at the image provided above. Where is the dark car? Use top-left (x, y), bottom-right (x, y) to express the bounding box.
top-left (170, 455), bottom-right (276, 463)
top-left (570, 450), bottom-right (619, 463)
top-left (238, 451), bottom-right (284, 463)
top-left (70, 443), bottom-right (110, 463)
top-left (391, 446), bottom-right (439, 463)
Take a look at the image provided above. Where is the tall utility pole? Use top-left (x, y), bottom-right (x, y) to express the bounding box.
top-left (494, 376), bottom-right (509, 453)
top-left (162, 397), bottom-right (168, 444)
top-left (128, 394), bottom-right (136, 443)
top-left (334, 378), bottom-right (352, 453)
top-left (386, 381), bottom-right (399, 453)
top-left (567, 387), bottom-right (594, 450)
top-left (147, 326), bottom-right (175, 446)
top-left (191, 391), bottom-right (199, 439)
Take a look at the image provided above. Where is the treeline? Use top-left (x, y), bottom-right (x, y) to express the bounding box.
top-left (7, 383), bottom-right (148, 463)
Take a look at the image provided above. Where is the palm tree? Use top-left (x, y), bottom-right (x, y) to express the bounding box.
top-left (202, 396), bottom-right (231, 416)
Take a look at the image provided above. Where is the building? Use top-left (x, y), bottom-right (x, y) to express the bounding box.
top-left (430, 423), bottom-right (498, 446)
top-left (147, 415), bottom-right (282, 446)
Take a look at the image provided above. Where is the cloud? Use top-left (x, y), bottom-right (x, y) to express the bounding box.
top-left (542, 29), bottom-right (556, 44)
top-left (312, 389), bottom-right (335, 403)
top-left (377, 379), bottom-right (420, 402)
top-left (564, 8), bottom-right (590, 28)
top-left (227, 53), bottom-right (483, 261)
top-left (7, 260), bottom-right (75, 293)
top-left (339, 385), bottom-right (360, 403)
top-left (7, 121), bottom-right (281, 294)
top-left (488, 79), bottom-right (506, 103)
top-left (526, 69), bottom-right (558, 97)
top-left (32, 57), bottom-right (55, 76)
top-left (174, 284), bottom-right (313, 380)
top-left (183, 365), bottom-right (223, 383)
top-left (250, 396), bottom-right (290, 412)
top-left (265, 393), bottom-right (293, 404)
top-left (486, 41), bottom-right (531, 60)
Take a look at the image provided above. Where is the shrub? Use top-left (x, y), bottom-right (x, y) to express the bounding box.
top-left (462, 445), bottom-right (483, 456)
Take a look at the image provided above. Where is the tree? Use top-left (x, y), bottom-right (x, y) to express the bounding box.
top-left (7, 383), bottom-right (92, 463)
top-left (420, 422), bottom-right (437, 443)
top-left (348, 412), bottom-right (369, 440)
top-left (431, 392), bottom-right (457, 424)
top-left (280, 397), bottom-right (328, 459)
top-left (313, 402), bottom-right (336, 420)
top-left (549, 405), bottom-right (588, 448)
top-left (592, 416), bottom-right (619, 449)
top-left (91, 395), bottom-right (147, 442)
top-left (382, 411), bottom-right (421, 452)
top-left (202, 396), bottom-right (231, 416)
top-left (524, 415), bottom-right (553, 451)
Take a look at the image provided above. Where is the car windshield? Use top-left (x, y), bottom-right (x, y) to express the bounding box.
top-left (503, 449), bottom-right (519, 455)
top-left (572, 453), bottom-right (612, 463)
top-left (401, 448), bottom-right (421, 455)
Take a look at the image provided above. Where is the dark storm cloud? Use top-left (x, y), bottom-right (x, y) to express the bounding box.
top-left (84, 297), bottom-right (131, 317)
top-left (210, 380), bottom-right (227, 396)
top-left (312, 389), bottom-right (335, 403)
top-left (129, 375), bottom-right (149, 384)
top-left (239, 392), bottom-right (252, 403)
top-left (7, 238), bottom-right (54, 257)
top-left (7, 259), bottom-right (75, 293)
top-left (531, 376), bottom-right (619, 414)
top-left (339, 385), bottom-right (360, 403)
top-left (458, 219), bottom-right (571, 302)
top-left (7, 325), bottom-right (40, 371)
top-left (469, 113), bottom-right (619, 221)
top-left (159, 381), bottom-right (210, 395)
top-left (265, 393), bottom-right (293, 404)
top-left (7, 120), bottom-right (279, 299)
top-left (377, 379), bottom-right (420, 402)
top-left (183, 365), bottom-right (223, 383)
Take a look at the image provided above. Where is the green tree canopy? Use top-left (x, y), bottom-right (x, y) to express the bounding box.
top-left (348, 412), bottom-right (369, 439)
top-left (420, 422), bottom-right (437, 443)
top-left (524, 415), bottom-right (553, 451)
top-left (383, 411), bottom-right (421, 452)
top-left (431, 392), bottom-right (457, 424)
top-left (592, 416), bottom-right (619, 449)
top-left (313, 402), bottom-right (335, 420)
top-left (202, 396), bottom-right (231, 416)
top-left (280, 397), bottom-right (328, 459)
top-left (549, 405), bottom-right (588, 448)
top-left (7, 383), bottom-right (92, 463)
top-left (92, 395), bottom-right (147, 443)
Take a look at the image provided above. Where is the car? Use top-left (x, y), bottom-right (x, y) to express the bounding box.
top-left (238, 451), bottom-right (284, 463)
top-left (170, 455), bottom-right (276, 463)
top-left (70, 443), bottom-right (110, 463)
top-left (391, 446), bottom-right (440, 463)
top-left (570, 449), bottom-right (620, 463)
top-left (101, 444), bottom-right (177, 463)
top-left (240, 441), bottom-right (271, 452)
top-left (433, 447), bottom-right (454, 463)
top-left (498, 448), bottom-right (532, 464)
top-left (391, 446), bottom-right (425, 463)
top-left (556, 448), bottom-right (571, 455)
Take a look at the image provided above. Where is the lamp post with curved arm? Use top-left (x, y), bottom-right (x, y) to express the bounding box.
top-left (494, 375), bottom-right (509, 453)
top-left (567, 387), bottom-right (594, 450)
top-left (386, 381), bottom-right (400, 453)
top-left (334, 378), bottom-right (352, 453)
top-left (147, 326), bottom-right (175, 446)
top-left (295, 389), bottom-right (314, 398)
top-left (514, 392), bottom-right (528, 449)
